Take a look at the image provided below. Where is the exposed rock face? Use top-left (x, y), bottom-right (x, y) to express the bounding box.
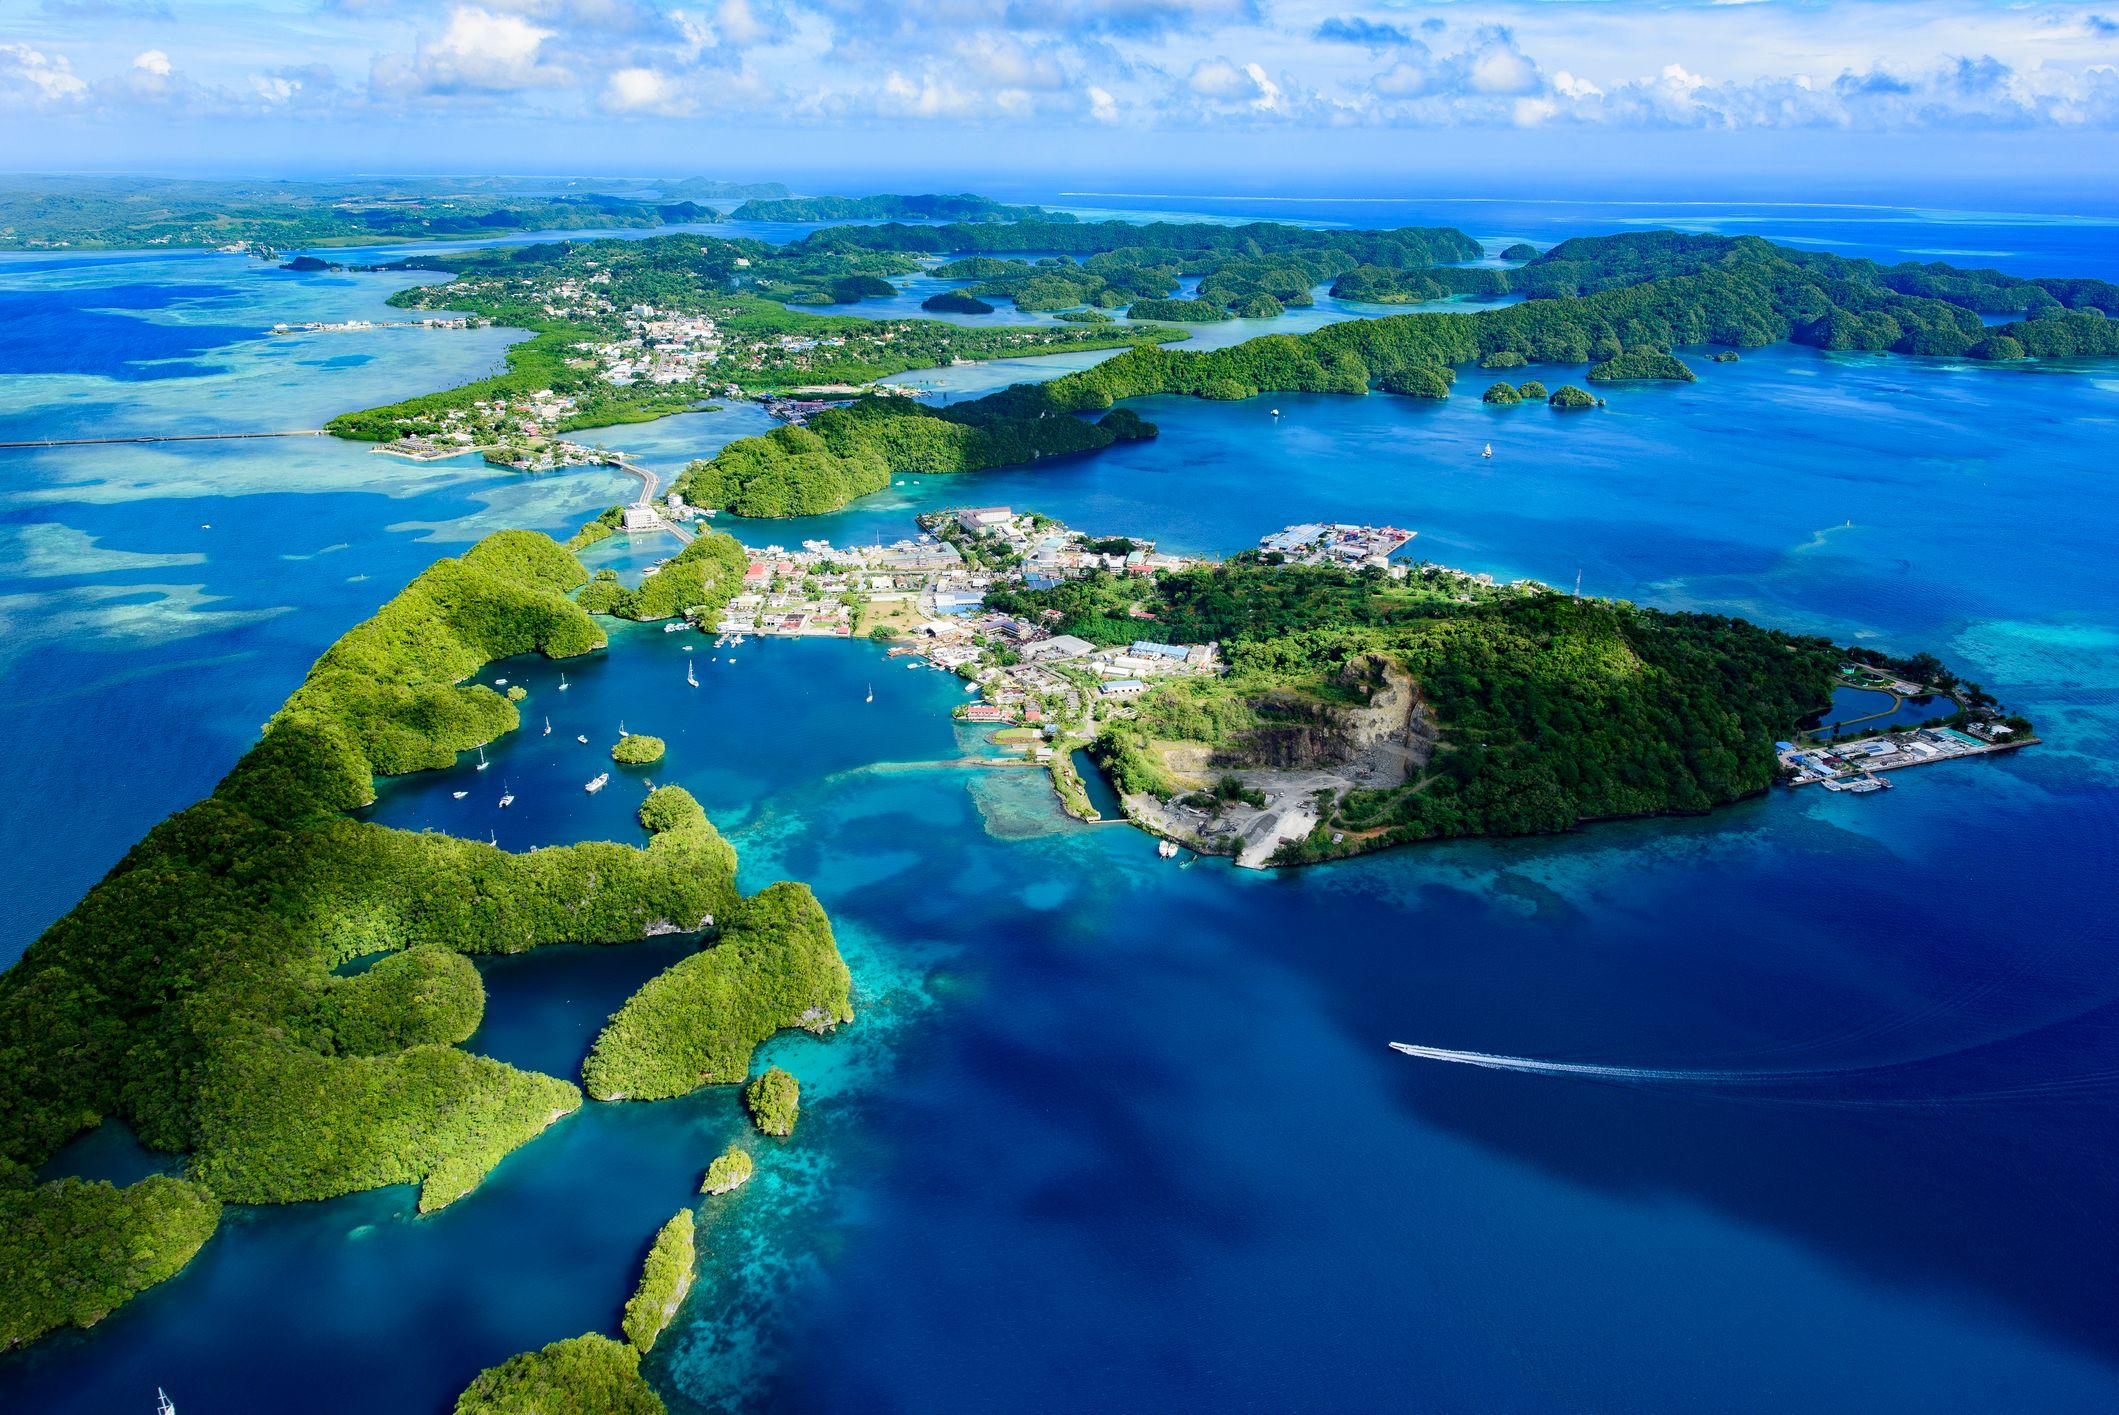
top-left (1227, 655), bottom-right (1434, 786)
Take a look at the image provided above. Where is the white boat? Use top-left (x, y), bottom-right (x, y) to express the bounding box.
top-left (543, 717), bottom-right (551, 736)
top-left (475, 745), bottom-right (489, 771)
top-left (452, 790), bottom-right (468, 799)
top-left (687, 660), bottom-right (698, 687)
top-left (160, 1388), bottom-right (176, 1415)
top-left (576, 734), bottom-right (589, 744)
top-left (495, 677), bottom-right (508, 686)
top-left (1270, 408), bottom-right (1280, 417)
top-left (1157, 838), bottom-right (1180, 858)
top-left (585, 773), bottom-right (609, 794)
top-left (866, 683), bottom-right (874, 703)
top-left (618, 720), bottom-right (629, 737)
top-left (964, 683), bottom-right (979, 694)
top-left (499, 787), bottom-right (515, 807)
top-left (1481, 443), bottom-right (1493, 458)
top-left (663, 622), bottom-right (684, 633)
top-left (558, 673), bottom-right (569, 691)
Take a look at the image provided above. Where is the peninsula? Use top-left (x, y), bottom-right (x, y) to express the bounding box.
top-left (0, 530), bottom-right (849, 1352)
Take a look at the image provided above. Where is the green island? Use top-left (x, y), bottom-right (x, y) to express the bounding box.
top-left (320, 232), bottom-right (1183, 464)
top-left (622, 1210), bottom-right (695, 1353)
top-left (1500, 243), bottom-right (1541, 261)
top-left (676, 230), bottom-right (2119, 519)
top-left (799, 218), bottom-right (1484, 319)
top-left (612, 734), bottom-right (666, 766)
top-left (702, 1144), bottom-right (754, 1195)
top-left (579, 533), bottom-right (749, 621)
top-left (745, 1067), bottom-right (801, 1137)
top-left (986, 555), bottom-right (2023, 866)
top-left (675, 397), bottom-right (1158, 518)
top-left (451, 1334), bottom-right (665, 1415)
top-left (730, 193), bottom-right (1072, 224)
top-left (0, 528), bottom-right (850, 1351)
top-left (584, 885), bottom-right (850, 1102)
top-left (0, 174), bottom-right (772, 253)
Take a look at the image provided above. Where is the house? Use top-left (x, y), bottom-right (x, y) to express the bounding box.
top-left (1100, 679), bottom-right (1148, 698)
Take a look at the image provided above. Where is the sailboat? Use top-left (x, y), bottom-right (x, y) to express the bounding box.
top-left (499, 783), bottom-right (515, 808)
top-left (475, 745), bottom-right (489, 771)
top-left (558, 672), bottom-right (570, 691)
top-left (543, 717), bottom-right (551, 736)
top-left (687, 659), bottom-right (698, 687)
top-left (618, 720), bottom-right (629, 737)
top-left (487, 830), bottom-right (497, 845)
top-left (866, 682), bottom-right (874, 703)
top-left (1481, 443), bottom-right (1493, 459)
top-left (158, 1389), bottom-right (176, 1415)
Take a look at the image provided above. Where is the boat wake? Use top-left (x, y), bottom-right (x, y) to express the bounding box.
top-left (1387, 1042), bottom-right (1807, 1084)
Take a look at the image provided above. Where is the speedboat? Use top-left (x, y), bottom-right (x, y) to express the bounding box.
top-left (576, 734), bottom-right (588, 744)
top-left (585, 774), bottom-right (609, 793)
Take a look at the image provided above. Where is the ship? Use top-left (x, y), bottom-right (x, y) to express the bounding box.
top-left (585, 773), bottom-right (609, 794)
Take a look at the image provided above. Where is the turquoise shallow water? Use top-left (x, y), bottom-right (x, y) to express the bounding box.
top-left (4, 198), bottom-right (2119, 1413)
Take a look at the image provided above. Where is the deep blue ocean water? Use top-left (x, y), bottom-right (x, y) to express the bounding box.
top-left (3, 195), bottom-right (2118, 1413)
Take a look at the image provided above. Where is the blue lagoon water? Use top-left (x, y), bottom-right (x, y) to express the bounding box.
top-left (5, 198), bottom-right (2119, 1414)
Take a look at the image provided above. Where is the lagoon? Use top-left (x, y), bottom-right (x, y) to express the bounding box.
top-left (5, 196), bottom-right (2119, 1414)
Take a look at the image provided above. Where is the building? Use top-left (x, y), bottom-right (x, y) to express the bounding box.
top-left (621, 505), bottom-right (660, 531)
top-left (1100, 679), bottom-right (1148, 698)
top-left (956, 506), bottom-right (1014, 533)
top-left (1022, 634), bottom-right (1096, 662)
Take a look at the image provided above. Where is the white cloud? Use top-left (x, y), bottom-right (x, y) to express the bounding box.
top-left (133, 50), bottom-right (173, 78)
top-left (372, 6), bottom-right (567, 98)
top-left (0, 43), bottom-right (89, 105)
top-left (1087, 83), bottom-right (1118, 120)
top-left (603, 65), bottom-right (687, 112)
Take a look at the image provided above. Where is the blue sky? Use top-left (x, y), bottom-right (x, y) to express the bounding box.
top-left (3, 1), bottom-right (2117, 194)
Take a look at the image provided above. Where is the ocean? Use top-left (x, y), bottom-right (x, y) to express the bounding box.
top-left (2, 193), bottom-right (2116, 1413)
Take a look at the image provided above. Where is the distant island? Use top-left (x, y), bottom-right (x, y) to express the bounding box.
top-left (320, 232), bottom-right (1185, 467)
top-left (731, 193), bottom-right (1073, 224)
top-left (674, 230), bottom-right (2119, 518)
top-left (801, 219), bottom-right (1485, 320)
top-left (0, 174), bottom-right (780, 252)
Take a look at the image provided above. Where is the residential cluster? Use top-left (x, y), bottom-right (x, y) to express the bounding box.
top-left (1256, 521), bottom-right (1417, 567)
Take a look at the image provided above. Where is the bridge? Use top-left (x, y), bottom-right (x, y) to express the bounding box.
top-left (0, 430), bottom-right (326, 450)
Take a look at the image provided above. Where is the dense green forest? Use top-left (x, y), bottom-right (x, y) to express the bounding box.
top-left (583, 880), bottom-right (851, 1102)
top-left (578, 532), bottom-right (748, 621)
top-left (1003, 561), bottom-right (1859, 859)
top-left (746, 1066), bottom-right (802, 1137)
top-left (796, 219), bottom-right (1485, 320)
top-left (703, 1143), bottom-right (754, 1194)
top-left (674, 396), bottom-right (1157, 517)
top-left (452, 1334), bottom-right (666, 1414)
top-left (622, 1210), bottom-right (695, 1352)
top-left (0, 531), bottom-right (845, 1349)
top-left (678, 231), bottom-right (2119, 519)
top-left (0, 174), bottom-right (736, 251)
